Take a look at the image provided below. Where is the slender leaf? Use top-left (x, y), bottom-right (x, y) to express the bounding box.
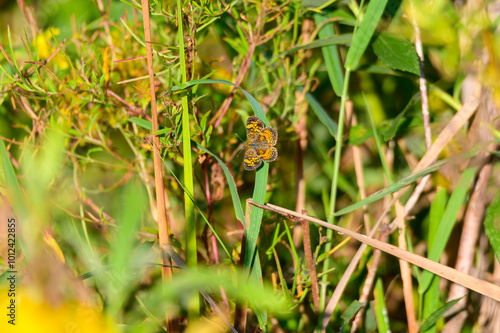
top-left (128, 117), bottom-right (155, 130)
top-left (193, 141), bottom-right (245, 227)
top-left (345, 0), bottom-right (389, 70)
top-left (382, 92), bottom-right (421, 141)
top-left (333, 159), bottom-right (448, 217)
top-left (0, 139), bottom-right (24, 209)
top-left (374, 279), bottom-right (390, 333)
top-left (341, 300), bottom-right (364, 323)
top-left (279, 34), bottom-right (352, 57)
top-left (422, 187), bottom-right (447, 332)
top-left (485, 191), bottom-right (500, 264)
top-left (171, 79), bottom-right (268, 125)
top-left (172, 78), bottom-right (270, 327)
top-left (419, 168), bottom-right (477, 293)
top-left (314, 13), bottom-right (346, 96)
top-left (305, 92), bottom-right (338, 138)
top-left (420, 297), bottom-right (464, 332)
top-left (301, 0), bottom-right (337, 9)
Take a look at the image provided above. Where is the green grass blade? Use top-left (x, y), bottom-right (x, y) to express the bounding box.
top-left (314, 12), bottom-right (346, 96)
top-left (193, 141), bottom-right (245, 228)
top-left (382, 92), bottom-right (421, 141)
top-left (420, 297), bottom-right (463, 332)
top-left (333, 159), bottom-right (448, 217)
top-left (0, 140), bottom-right (24, 212)
top-left (305, 91), bottom-right (338, 138)
top-left (340, 300), bottom-right (364, 329)
top-left (107, 180), bottom-right (146, 317)
top-left (344, 0), bottom-right (389, 70)
top-left (176, 0), bottom-right (198, 318)
top-left (279, 33), bottom-right (353, 58)
top-left (374, 278), bottom-right (390, 333)
top-left (363, 93), bottom-right (393, 183)
top-left (484, 191), bottom-right (500, 264)
top-left (171, 78), bottom-right (270, 328)
top-left (170, 79), bottom-right (269, 125)
top-left (422, 187), bottom-right (447, 331)
top-left (419, 168), bottom-right (476, 293)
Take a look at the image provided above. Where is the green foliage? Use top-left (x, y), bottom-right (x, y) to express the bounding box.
top-left (485, 192), bottom-right (500, 264)
top-left (420, 297), bottom-right (463, 332)
top-left (1, 0), bottom-right (499, 332)
top-left (372, 33), bottom-right (420, 75)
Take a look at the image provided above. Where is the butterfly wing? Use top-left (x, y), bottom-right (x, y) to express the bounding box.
top-left (244, 148), bottom-right (262, 171)
top-left (246, 116), bottom-right (265, 142)
top-left (258, 127), bottom-right (278, 146)
top-left (255, 146), bottom-right (277, 162)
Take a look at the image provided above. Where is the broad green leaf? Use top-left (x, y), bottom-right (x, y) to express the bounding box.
top-left (485, 191), bottom-right (500, 264)
top-left (372, 33), bottom-right (420, 75)
top-left (345, 0), bottom-right (389, 70)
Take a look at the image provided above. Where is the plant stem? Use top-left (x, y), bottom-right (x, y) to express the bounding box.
top-left (318, 67), bottom-right (351, 325)
top-left (177, 0), bottom-right (199, 318)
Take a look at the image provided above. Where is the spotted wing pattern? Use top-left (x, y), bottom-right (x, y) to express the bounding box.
top-left (244, 116), bottom-right (278, 171)
top-left (246, 116), bottom-right (265, 142)
top-left (258, 127), bottom-right (278, 146)
top-left (244, 148), bottom-right (262, 171)
top-left (255, 147), bottom-right (277, 162)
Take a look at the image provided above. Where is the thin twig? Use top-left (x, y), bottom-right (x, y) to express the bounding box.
top-left (300, 208), bottom-right (320, 314)
top-left (140, 0), bottom-right (177, 331)
top-left (248, 201), bottom-right (500, 302)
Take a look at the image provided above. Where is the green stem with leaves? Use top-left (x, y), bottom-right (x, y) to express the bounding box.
top-left (177, 0), bottom-right (199, 318)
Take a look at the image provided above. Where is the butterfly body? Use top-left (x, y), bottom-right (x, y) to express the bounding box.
top-left (244, 116), bottom-right (278, 171)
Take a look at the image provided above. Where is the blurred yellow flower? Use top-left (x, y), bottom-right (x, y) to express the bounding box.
top-left (0, 288), bottom-right (118, 333)
top-left (34, 28), bottom-right (69, 70)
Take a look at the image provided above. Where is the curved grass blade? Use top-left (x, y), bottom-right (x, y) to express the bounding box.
top-left (193, 141), bottom-right (245, 228)
top-left (170, 78), bottom-right (271, 328)
top-left (420, 297), bottom-right (463, 332)
top-left (374, 278), bottom-right (390, 333)
top-left (314, 12), bottom-right (346, 96)
top-left (333, 159), bottom-right (448, 217)
top-left (278, 33), bottom-right (352, 57)
top-left (305, 91), bottom-right (338, 138)
top-left (170, 79), bottom-right (268, 125)
top-left (345, 0), bottom-right (389, 70)
top-left (485, 192), bottom-right (500, 264)
top-left (419, 168), bottom-right (477, 293)
top-left (0, 139), bottom-right (24, 209)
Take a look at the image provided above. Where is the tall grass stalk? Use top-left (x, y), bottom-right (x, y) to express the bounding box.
top-left (176, 0), bottom-right (199, 318)
top-left (319, 67), bottom-right (351, 323)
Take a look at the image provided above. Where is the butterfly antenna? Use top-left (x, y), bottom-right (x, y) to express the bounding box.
top-left (235, 133), bottom-right (245, 143)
